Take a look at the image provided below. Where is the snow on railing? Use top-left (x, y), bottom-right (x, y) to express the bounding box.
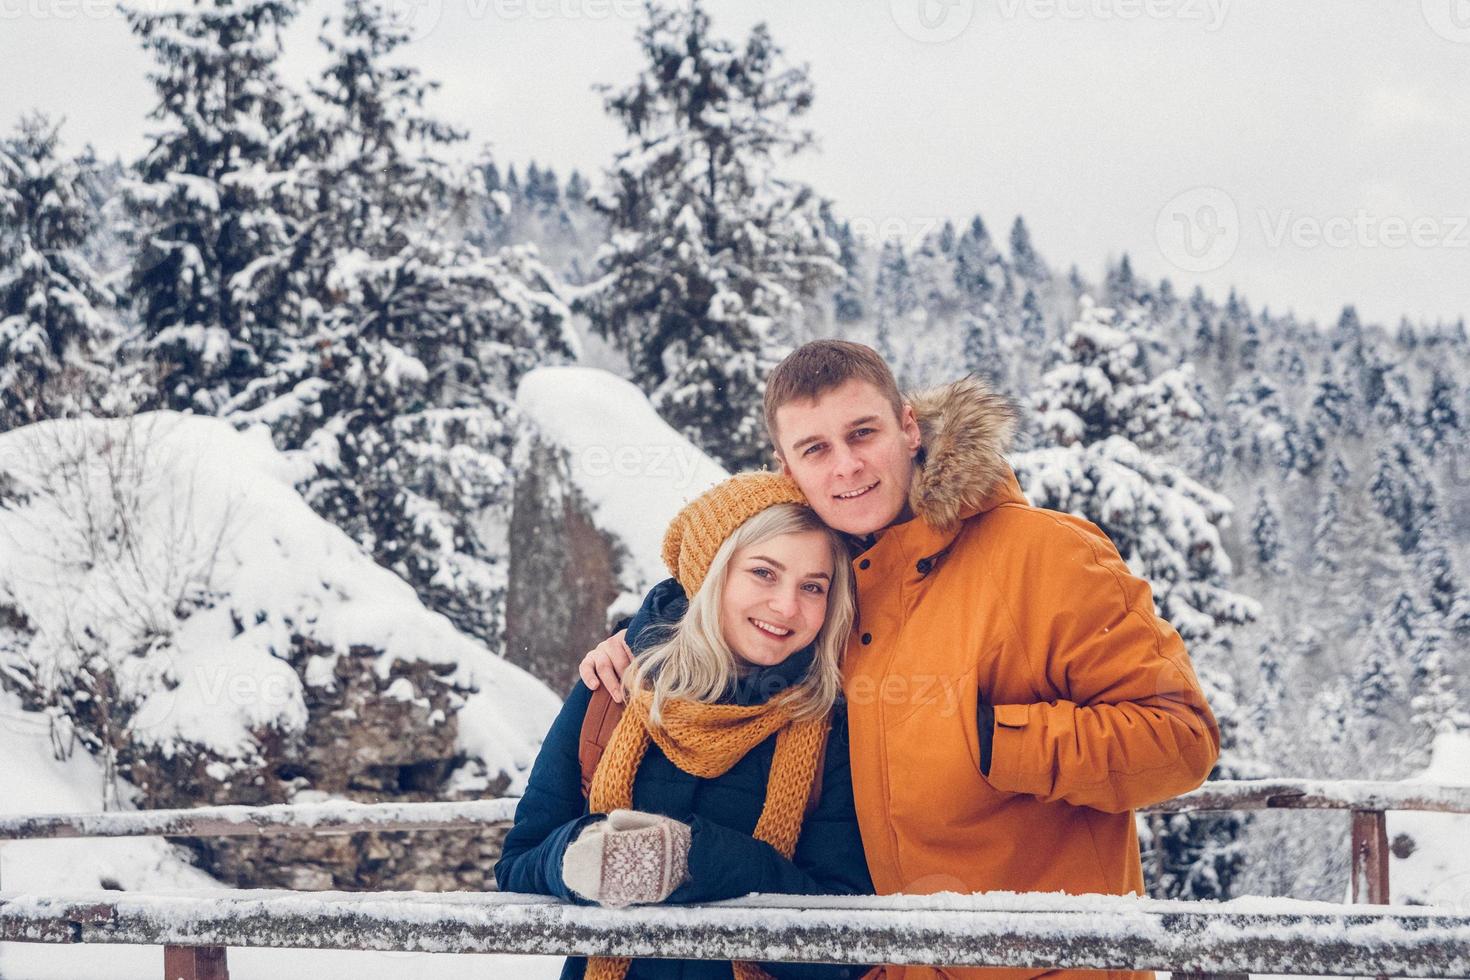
top-left (0, 797), bottom-right (520, 842)
top-left (1153, 778), bottom-right (1470, 814)
top-left (4, 779), bottom-right (1465, 843)
top-left (5, 778), bottom-right (1469, 979)
top-left (3, 888), bottom-right (1469, 977)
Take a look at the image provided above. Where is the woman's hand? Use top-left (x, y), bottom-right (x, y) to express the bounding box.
top-left (562, 809), bottom-right (692, 907)
top-left (579, 629), bottom-right (633, 702)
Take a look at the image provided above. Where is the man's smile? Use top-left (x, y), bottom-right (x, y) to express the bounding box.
top-left (834, 481), bottom-right (879, 500)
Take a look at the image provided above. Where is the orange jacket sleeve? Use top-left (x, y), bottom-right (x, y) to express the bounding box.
top-left (981, 514), bottom-right (1221, 813)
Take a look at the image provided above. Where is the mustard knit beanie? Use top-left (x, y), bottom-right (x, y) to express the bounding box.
top-left (661, 472), bottom-right (809, 598)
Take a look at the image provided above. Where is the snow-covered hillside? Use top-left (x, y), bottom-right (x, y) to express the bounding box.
top-left (0, 412), bottom-right (558, 791)
top-left (0, 411), bottom-right (566, 976)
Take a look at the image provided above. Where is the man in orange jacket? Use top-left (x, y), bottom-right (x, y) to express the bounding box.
top-left (581, 340), bottom-right (1221, 980)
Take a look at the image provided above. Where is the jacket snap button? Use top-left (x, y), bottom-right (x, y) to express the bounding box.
top-left (917, 558), bottom-right (932, 574)
top-left (859, 559), bottom-right (871, 570)
top-left (861, 633), bottom-right (872, 645)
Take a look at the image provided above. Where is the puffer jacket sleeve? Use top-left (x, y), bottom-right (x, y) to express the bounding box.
top-left (981, 512), bottom-right (1221, 813)
top-left (493, 680), bottom-right (605, 901)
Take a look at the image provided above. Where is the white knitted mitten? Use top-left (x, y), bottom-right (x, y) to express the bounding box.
top-left (562, 809), bottom-right (693, 908)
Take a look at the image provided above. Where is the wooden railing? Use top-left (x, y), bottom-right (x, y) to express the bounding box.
top-left (3, 779), bottom-right (1469, 979)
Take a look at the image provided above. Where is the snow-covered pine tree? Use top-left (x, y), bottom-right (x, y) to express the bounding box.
top-left (1009, 215), bottom-right (1049, 285)
top-left (1419, 367), bottom-right (1460, 459)
top-left (1310, 487), bottom-right (1343, 577)
top-left (821, 205), bottom-right (865, 324)
top-left (953, 215), bottom-right (1005, 312)
top-left (961, 313), bottom-right (1003, 385)
top-left (872, 238), bottom-right (917, 371)
top-left (119, 0), bottom-right (302, 413)
top-left (1249, 486), bottom-right (1284, 574)
top-left (1016, 294), bottom-right (1260, 900)
top-left (1103, 254), bottom-right (1144, 309)
top-left (1369, 440), bottom-right (1437, 555)
top-left (0, 113), bottom-right (116, 429)
top-left (225, 0), bottom-right (576, 649)
top-left (908, 222), bottom-right (959, 319)
top-left (579, 0), bottom-right (841, 470)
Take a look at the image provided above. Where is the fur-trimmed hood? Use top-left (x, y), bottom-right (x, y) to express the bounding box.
top-left (905, 375), bottom-right (1019, 533)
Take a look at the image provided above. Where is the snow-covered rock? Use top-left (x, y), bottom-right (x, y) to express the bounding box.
top-left (506, 367), bottom-right (726, 691)
top-left (0, 412), bottom-right (559, 888)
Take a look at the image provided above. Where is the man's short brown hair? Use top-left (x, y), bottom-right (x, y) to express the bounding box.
top-left (764, 340), bottom-right (906, 454)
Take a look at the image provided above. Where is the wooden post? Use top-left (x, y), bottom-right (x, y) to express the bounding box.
top-left (163, 945), bottom-right (229, 980)
top-left (1352, 809), bottom-right (1390, 905)
top-left (1352, 808), bottom-right (1390, 980)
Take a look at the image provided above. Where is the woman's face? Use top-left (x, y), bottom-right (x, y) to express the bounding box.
top-left (719, 529), bottom-right (833, 668)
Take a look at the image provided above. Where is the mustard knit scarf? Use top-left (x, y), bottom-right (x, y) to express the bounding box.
top-left (584, 689), bottom-right (831, 980)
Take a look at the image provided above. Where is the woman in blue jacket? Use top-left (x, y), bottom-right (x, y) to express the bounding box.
top-left (495, 472), bottom-right (873, 980)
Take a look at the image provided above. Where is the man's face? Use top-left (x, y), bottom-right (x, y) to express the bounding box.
top-left (773, 379), bottom-right (922, 536)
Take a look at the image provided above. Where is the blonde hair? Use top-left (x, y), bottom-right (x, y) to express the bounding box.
top-left (626, 503), bottom-right (854, 724)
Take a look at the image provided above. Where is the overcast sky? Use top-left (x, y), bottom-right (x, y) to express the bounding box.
top-left (4, 0), bottom-right (1467, 330)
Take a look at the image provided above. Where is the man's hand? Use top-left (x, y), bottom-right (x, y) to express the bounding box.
top-left (562, 809), bottom-right (692, 907)
top-left (579, 629), bottom-right (633, 702)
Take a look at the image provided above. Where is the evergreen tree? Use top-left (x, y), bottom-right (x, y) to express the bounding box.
top-left (1353, 635), bottom-right (1405, 750)
top-left (1249, 486), bottom-right (1284, 573)
top-left (1310, 488), bottom-right (1343, 577)
top-left (1017, 286), bottom-right (1046, 347)
top-left (0, 113), bottom-right (116, 428)
top-left (961, 313), bottom-right (1002, 383)
top-left (120, 0), bottom-right (302, 413)
top-left (1188, 286), bottom-right (1216, 360)
top-left (1369, 441), bottom-right (1436, 555)
top-left (227, 0), bottom-right (576, 648)
top-left (824, 209), bottom-right (865, 324)
top-left (579, 0), bottom-right (840, 470)
top-left (953, 215), bottom-right (1004, 310)
top-left (1419, 368), bottom-right (1460, 458)
top-left (872, 238), bottom-right (917, 368)
top-left (1307, 355), bottom-right (1360, 439)
top-left (1009, 214), bottom-right (1048, 284)
top-left (564, 170), bottom-right (589, 208)
top-left (908, 223), bottom-right (959, 318)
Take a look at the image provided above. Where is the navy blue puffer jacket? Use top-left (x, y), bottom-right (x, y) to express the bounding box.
top-left (495, 578), bottom-right (873, 980)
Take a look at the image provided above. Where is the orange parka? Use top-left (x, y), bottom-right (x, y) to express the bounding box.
top-left (844, 379), bottom-right (1220, 980)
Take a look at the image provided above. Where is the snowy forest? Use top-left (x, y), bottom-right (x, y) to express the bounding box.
top-left (2, 0), bottom-right (1466, 920)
